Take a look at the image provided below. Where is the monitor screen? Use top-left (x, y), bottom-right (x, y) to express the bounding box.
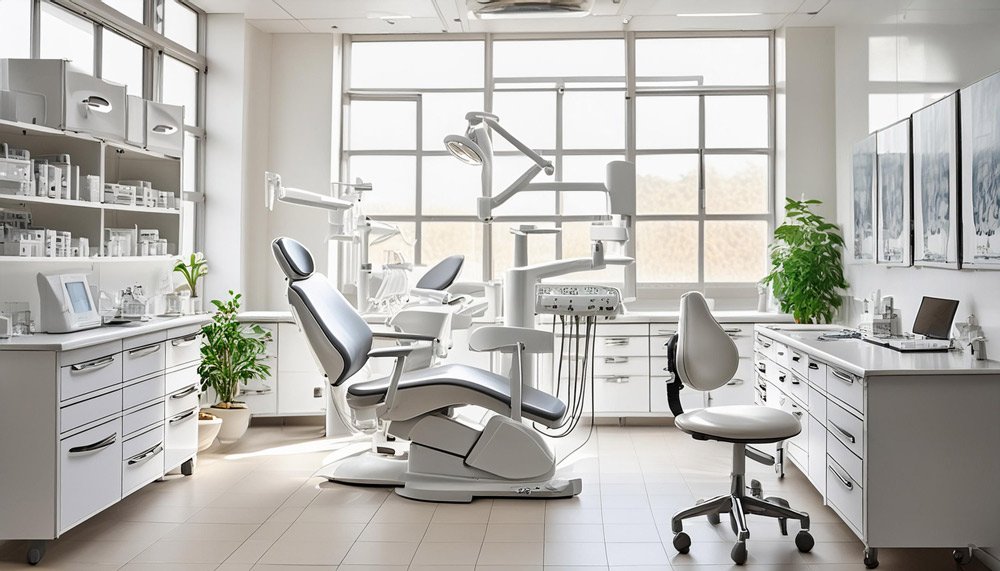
top-left (65, 281), bottom-right (92, 313)
top-left (911, 296), bottom-right (959, 340)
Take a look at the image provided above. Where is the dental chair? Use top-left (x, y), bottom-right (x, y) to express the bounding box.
top-left (272, 237), bottom-right (581, 502)
top-left (668, 291), bottom-right (814, 565)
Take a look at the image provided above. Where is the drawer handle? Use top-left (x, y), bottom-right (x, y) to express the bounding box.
top-left (169, 410), bottom-right (196, 424)
top-left (597, 376), bottom-right (630, 384)
top-left (756, 362), bottom-right (766, 373)
top-left (603, 357), bottom-right (628, 364)
top-left (778, 395), bottom-right (786, 406)
top-left (71, 355), bottom-right (115, 372)
top-left (128, 344), bottom-right (161, 358)
top-left (657, 329), bottom-right (676, 336)
top-left (127, 442), bottom-right (163, 465)
top-left (790, 371), bottom-right (803, 385)
top-left (82, 95), bottom-right (112, 113)
top-left (808, 362), bottom-right (820, 370)
top-left (151, 124), bottom-right (178, 135)
top-left (829, 420), bottom-right (857, 444)
top-left (604, 338), bottom-right (629, 346)
top-left (239, 387), bottom-right (273, 396)
top-left (171, 333), bottom-right (199, 347)
top-left (724, 328), bottom-right (743, 336)
top-left (777, 350), bottom-right (785, 356)
top-left (726, 379), bottom-right (744, 386)
top-left (69, 433), bottom-right (117, 455)
top-left (828, 464), bottom-right (854, 490)
top-left (778, 373), bottom-right (786, 383)
top-left (792, 411), bottom-right (803, 418)
top-left (761, 341), bottom-right (772, 348)
top-left (791, 353), bottom-right (801, 362)
top-left (831, 369), bottom-right (855, 385)
top-left (170, 385), bottom-right (199, 399)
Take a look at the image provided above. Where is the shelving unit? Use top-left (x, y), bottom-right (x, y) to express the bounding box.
top-left (0, 118), bottom-right (183, 263)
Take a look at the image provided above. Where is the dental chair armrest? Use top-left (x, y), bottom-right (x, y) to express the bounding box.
top-left (366, 345), bottom-right (419, 416)
top-left (410, 288), bottom-right (451, 303)
top-left (468, 326), bottom-right (554, 355)
top-left (368, 345), bottom-right (420, 359)
top-left (372, 331), bottom-right (438, 343)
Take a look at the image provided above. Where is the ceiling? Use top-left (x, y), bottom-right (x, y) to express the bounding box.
top-left (188, 0), bottom-right (1000, 34)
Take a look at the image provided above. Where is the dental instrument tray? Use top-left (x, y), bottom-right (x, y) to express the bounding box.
top-left (535, 284), bottom-right (623, 317)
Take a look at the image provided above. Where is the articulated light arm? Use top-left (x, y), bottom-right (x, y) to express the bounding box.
top-left (265, 171), bottom-right (368, 213)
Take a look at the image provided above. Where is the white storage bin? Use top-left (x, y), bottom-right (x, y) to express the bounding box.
top-left (145, 101), bottom-right (183, 157)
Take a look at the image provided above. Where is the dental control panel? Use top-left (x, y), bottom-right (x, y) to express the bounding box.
top-left (535, 284), bottom-right (623, 316)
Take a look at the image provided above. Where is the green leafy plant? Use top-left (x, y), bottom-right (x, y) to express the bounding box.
top-left (198, 291), bottom-right (272, 408)
top-left (763, 198), bottom-right (849, 324)
top-left (174, 252), bottom-right (208, 297)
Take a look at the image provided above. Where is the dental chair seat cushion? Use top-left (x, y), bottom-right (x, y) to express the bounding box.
top-left (347, 364), bottom-right (566, 425)
top-left (674, 405), bottom-right (801, 444)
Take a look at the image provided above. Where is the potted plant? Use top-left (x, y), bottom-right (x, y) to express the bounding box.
top-left (762, 198), bottom-right (850, 324)
top-left (197, 410), bottom-right (222, 451)
top-left (198, 291), bottom-right (272, 444)
top-left (173, 253), bottom-right (208, 314)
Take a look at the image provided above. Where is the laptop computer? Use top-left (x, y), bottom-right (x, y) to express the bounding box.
top-left (863, 296), bottom-right (959, 352)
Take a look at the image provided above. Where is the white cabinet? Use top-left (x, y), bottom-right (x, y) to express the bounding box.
top-left (233, 321), bottom-right (326, 417)
top-left (59, 418), bottom-right (122, 532)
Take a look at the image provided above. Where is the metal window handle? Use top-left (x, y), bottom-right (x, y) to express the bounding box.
top-left (598, 376), bottom-right (630, 383)
top-left (151, 124), bottom-right (178, 135)
top-left (82, 95), bottom-right (112, 113)
top-left (831, 369), bottom-right (855, 385)
top-left (829, 420), bottom-right (857, 444)
top-left (828, 465), bottom-right (854, 490)
top-left (604, 357), bottom-right (629, 364)
top-left (71, 356), bottom-right (115, 372)
top-left (170, 385), bottom-right (199, 399)
top-left (127, 443), bottom-right (163, 465)
top-left (128, 344), bottom-right (161, 358)
top-left (604, 337), bottom-right (629, 346)
top-left (171, 334), bottom-right (199, 347)
top-left (726, 379), bottom-right (744, 386)
top-left (239, 387), bottom-right (273, 396)
top-left (69, 434), bottom-right (116, 455)
top-left (169, 410), bottom-right (196, 424)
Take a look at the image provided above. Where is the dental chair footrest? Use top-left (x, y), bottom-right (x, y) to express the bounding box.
top-left (397, 475), bottom-right (583, 503)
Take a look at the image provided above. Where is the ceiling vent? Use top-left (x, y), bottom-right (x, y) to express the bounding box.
top-left (468, 0), bottom-right (593, 18)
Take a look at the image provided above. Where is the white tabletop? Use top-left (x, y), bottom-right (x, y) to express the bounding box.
top-left (757, 325), bottom-right (1000, 377)
top-left (0, 315), bottom-right (209, 352)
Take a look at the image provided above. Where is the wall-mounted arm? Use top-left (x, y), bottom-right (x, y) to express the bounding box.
top-left (265, 171), bottom-right (357, 212)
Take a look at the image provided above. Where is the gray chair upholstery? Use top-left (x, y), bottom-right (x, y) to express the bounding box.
top-left (668, 291), bottom-right (813, 565)
top-left (415, 255), bottom-right (464, 291)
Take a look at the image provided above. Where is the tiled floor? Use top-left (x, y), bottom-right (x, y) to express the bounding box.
top-left (0, 422), bottom-right (988, 570)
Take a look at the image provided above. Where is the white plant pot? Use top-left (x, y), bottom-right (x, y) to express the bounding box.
top-left (197, 416), bottom-right (222, 451)
top-left (211, 405), bottom-right (251, 444)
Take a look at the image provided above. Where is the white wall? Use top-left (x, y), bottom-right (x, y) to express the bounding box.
top-left (833, 18), bottom-right (1000, 345)
top-left (242, 24), bottom-right (273, 310)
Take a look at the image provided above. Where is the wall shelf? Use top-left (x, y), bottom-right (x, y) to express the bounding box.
top-left (0, 255), bottom-right (176, 264)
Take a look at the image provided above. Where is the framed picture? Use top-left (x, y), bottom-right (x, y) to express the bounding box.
top-left (912, 92), bottom-right (961, 269)
top-left (851, 134), bottom-right (877, 263)
top-left (960, 71), bottom-right (1000, 269)
top-left (876, 118), bottom-right (911, 266)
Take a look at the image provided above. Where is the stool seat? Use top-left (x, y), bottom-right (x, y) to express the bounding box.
top-left (675, 405), bottom-right (801, 444)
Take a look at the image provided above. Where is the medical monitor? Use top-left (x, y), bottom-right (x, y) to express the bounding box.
top-left (37, 272), bottom-right (101, 333)
top-left (911, 296), bottom-right (959, 340)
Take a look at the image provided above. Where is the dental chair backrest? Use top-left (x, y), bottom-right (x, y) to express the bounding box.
top-left (272, 237), bottom-right (373, 387)
top-left (676, 291), bottom-right (739, 392)
top-left (415, 255), bottom-right (464, 291)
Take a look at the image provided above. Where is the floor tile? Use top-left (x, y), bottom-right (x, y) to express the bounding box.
top-left (341, 540), bottom-right (418, 565)
top-left (543, 542), bottom-right (609, 566)
top-left (410, 541), bottom-right (483, 565)
top-left (357, 522), bottom-right (428, 542)
top-left (605, 542), bottom-right (669, 566)
top-left (424, 522), bottom-right (488, 542)
top-left (130, 539), bottom-right (243, 564)
top-left (478, 542), bottom-right (543, 565)
top-left (257, 538), bottom-right (353, 566)
top-left (485, 523), bottom-right (545, 542)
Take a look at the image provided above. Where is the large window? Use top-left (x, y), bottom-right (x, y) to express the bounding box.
top-left (342, 34), bottom-right (773, 295)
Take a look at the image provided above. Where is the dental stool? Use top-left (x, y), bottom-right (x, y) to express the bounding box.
top-left (272, 237), bottom-right (581, 502)
top-left (669, 291), bottom-right (814, 565)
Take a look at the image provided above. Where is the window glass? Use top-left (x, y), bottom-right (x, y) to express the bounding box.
top-left (493, 39), bottom-right (625, 78)
top-left (423, 156), bottom-right (482, 215)
top-left (637, 221), bottom-right (699, 282)
top-left (491, 155), bottom-right (556, 216)
top-left (705, 221), bottom-right (768, 282)
top-left (560, 221), bottom-right (625, 283)
top-left (705, 95), bottom-right (768, 148)
top-left (161, 55), bottom-right (198, 126)
top-left (491, 91), bottom-right (556, 151)
top-left (348, 100), bottom-right (416, 150)
top-left (351, 41), bottom-right (484, 89)
top-left (636, 154), bottom-right (700, 215)
top-left (636, 37), bottom-right (769, 86)
top-left (704, 154), bottom-right (769, 214)
top-left (102, 0), bottom-right (143, 23)
top-left (40, 2), bottom-right (95, 74)
top-left (349, 155), bottom-right (416, 215)
top-left (180, 200), bottom-right (195, 256)
top-left (562, 91), bottom-right (625, 150)
top-left (560, 155), bottom-right (623, 215)
top-left (101, 29), bottom-right (144, 96)
top-left (368, 222), bottom-right (415, 269)
top-left (492, 222), bottom-right (558, 276)
top-left (163, 0), bottom-right (198, 51)
top-left (423, 92), bottom-right (484, 151)
top-left (0, 0), bottom-right (31, 59)
top-left (636, 96), bottom-right (699, 149)
top-left (422, 222), bottom-right (483, 281)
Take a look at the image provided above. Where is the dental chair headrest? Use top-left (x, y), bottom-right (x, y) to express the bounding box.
top-left (416, 255), bottom-right (465, 291)
top-left (272, 237), bottom-right (315, 281)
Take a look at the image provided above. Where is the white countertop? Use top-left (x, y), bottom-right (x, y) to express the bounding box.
top-left (757, 324), bottom-right (1000, 377)
top-left (0, 315), bottom-right (209, 351)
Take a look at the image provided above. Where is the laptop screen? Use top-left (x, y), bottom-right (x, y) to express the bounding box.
top-left (911, 297), bottom-right (959, 340)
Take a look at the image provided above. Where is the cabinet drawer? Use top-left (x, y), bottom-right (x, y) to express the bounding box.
top-left (166, 383), bottom-right (200, 417)
top-left (827, 429), bottom-right (863, 485)
top-left (809, 386), bottom-right (827, 424)
top-left (787, 440), bottom-right (807, 470)
top-left (165, 363), bottom-right (199, 394)
top-left (826, 455), bottom-right (863, 535)
top-left (593, 335), bottom-right (649, 357)
top-left (123, 342), bottom-right (165, 382)
top-left (61, 389), bottom-right (121, 434)
top-left (257, 323), bottom-right (278, 358)
top-left (164, 406), bottom-right (198, 471)
top-left (122, 425), bottom-right (164, 497)
top-left (706, 377), bottom-right (754, 407)
top-left (807, 360), bottom-right (826, 391)
top-left (789, 348), bottom-right (809, 380)
top-left (60, 352), bottom-right (123, 402)
top-left (593, 374), bottom-right (650, 413)
top-left (278, 323), bottom-right (321, 372)
top-left (827, 366), bottom-right (863, 414)
top-left (240, 369), bottom-right (277, 416)
top-left (650, 376), bottom-right (705, 414)
top-left (594, 355), bottom-right (649, 377)
top-left (827, 399), bottom-right (864, 460)
top-left (123, 374), bottom-right (164, 410)
top-left (276, 371), bottom-right (325, 415)
top-left (59, 418), bottom-right (122, 533)
top-left (789, 369), bottom-right (809, 407)
top-left (807, 415), bottom-right (827, 491)
top-left (64, 70), bottom-right (127, 140)
top-left (122, 401), bottom-right (163, 437)
top-left (594, 324), bottom-right (649, 337)
top-left (166, 331), bottom-right (202, 369)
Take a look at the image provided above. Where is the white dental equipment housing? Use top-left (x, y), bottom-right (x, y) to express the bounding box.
top-left (37, 272), bottom-right (101, 333)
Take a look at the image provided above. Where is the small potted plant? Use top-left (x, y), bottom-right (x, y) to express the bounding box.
top-left (197, 410), bottom-right (222, 451)
top-left (763, 198), bottom-right (850, 324)
top-left (198, 291), bottom-right (272, 444)
top-left (173, 253), bottom-right (208, 314)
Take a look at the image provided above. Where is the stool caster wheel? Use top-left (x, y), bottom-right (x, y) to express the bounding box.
top-left (26, 541), bottom-right (46, 566)
top-left (749, 479), bottom-right (763, 498)
top-left (707, 512), bottom-right (721, 525)
top-left (864, 547), bottom-right (879, 569)
top-left (731, 541), bottom-right (747, 565)
top-left (672, 532), bottom-right (691, 554)
top-left (795, 530), bottom-right (814, 553)
top-left (764, 496), bottom-right (790, 535)
top-left (953, 548), bottom-right (972, 565)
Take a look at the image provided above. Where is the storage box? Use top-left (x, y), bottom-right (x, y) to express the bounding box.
top-left (80, 175), bottom-right (101, 202)
top-left (145, 101), bottom-right (184, 157)
top-left (0, 89), bottom-right (46, 124)
top-left (0, 157), bottom-right (32, 196)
